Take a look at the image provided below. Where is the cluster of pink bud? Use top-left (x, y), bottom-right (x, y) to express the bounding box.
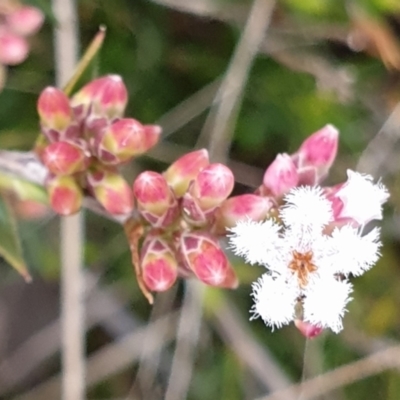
top-left (0, 1), bottom-right (43, 67)
top-left (36, 75), bottom-right (161, 216)
top-left (133, 150), bottom-right (240, 293)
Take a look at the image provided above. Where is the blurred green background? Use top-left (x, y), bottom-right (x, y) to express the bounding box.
top-left (1, 0), bottom-right (400, 399)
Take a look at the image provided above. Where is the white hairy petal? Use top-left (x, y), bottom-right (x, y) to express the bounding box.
top-left (303, 277), bottom-right (353, 333)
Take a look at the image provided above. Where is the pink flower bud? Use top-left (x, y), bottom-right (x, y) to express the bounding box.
top-left (297, 124), bottom-right (338, 168)
top-left (6, 6), bottom-right (44, 36)
top-left (164, 149), bottom-right (209, 197)
top-left (14, 199), bottom-right (50, 220)
top-left (133, 171), bottom-right (179, 227)
top-left (190, 163), bottom-right (234, 212)
top-left (140, 234), bottom-right (178, 292)
top-left (178, 231), bottom-right (238, 288)
top-left (95, 119), bottom-right (160, 165)
top-left (70, 75), bottom-right (128, 120)
top-left (263, 154), bottom-right (299, 197)
top-left (0, 32), bottom-right (28, 65)
top-left (215, 194), bottom-right (273, 230)
top-left (294, 319), bottom-right (324, 338)
top-left (37, 87), bottom-right (73, 140)
top-left (42, 141), bottom-right (89, 175)
top-left (47, 175), bottom-right (83, 216)
top-left (87, 166), bottom-right (133, 215)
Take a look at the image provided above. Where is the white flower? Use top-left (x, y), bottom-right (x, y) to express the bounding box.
top-left (335, 170), bottom-right (389, 225)
top-left (228, 185), bottom-right (383, 333)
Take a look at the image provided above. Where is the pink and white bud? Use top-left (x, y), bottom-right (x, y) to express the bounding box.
top-left (87, 166), bottom-right (133, 215)
top-left (95, 119), bottom-right (160, 165)
top-left (263, 154), bottom-right (299, 198)
top-left (178, 231), bottom-right (238, 288)
top-left (214, 194), bottom-right (273, 231)
top-left (6, 6), bottom-right (44, 36)
top-left (297, 124), bottom-right (338, 169)
top-left (47, 175), bottom-right (83, 216)
top-left (0, 32), bottom-right (28, 65)
top-left (42, 141), bottom-right (89, 175)
top-left (37, 87), bottom-right (73, 140)
top-left (189, 163), bottom-right (234, 212)
top-left (164, 149), bottom-right (209, 197)
top-left (294, 319), bottom-right (324, 339)
top-left (133, 171), bottom-right (179, 227)
top-left (293, 125), bottom-right (339, 184)
top-left (70, 74), bottom-right (128, 121)
top-left (140, 234), bottom-right (178, 292)
top-left (326, 170), bottom-right (389, 227)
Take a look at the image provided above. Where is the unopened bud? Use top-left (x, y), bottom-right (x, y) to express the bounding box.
top-left (6, 6), bottom-right (44, 36)
top-left (96, 119), bottom-right (160, 165)
top-left (215, 194), bottom-right (273, 231)
top-left (294, 319), bottom-right (324, 338)
top-left (42, 141), bottom-right (88, 175)
top-left (263, 154), bottom-right (298, 197)
top-left (14, 199), bottom-right (50, 220)
top-left (298, 124), bottom-right (338, 167)
top-left (190, 163), bottom-right (234, 212)
top-left (47, 175), bottom-right (83, 215)
top-left (164, 149), bottom-right (209, 197)
top-left (70, 75), bottom-right (128, 120)
top-left (87, 166), bottom-right (133, 215)
top-left (0, 32), bottom-right (28, 65)
top-left (133, 171), bottom-right (179, 227)
top-left (178, 231), bottom-right (238, 288)
top-left (140, 234), bottom-right (178, 292)
top-left (37, 87), bottom-right (73, 140)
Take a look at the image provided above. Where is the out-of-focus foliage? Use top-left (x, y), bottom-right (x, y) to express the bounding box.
top-left (1, 0), bottom-right (400, 399)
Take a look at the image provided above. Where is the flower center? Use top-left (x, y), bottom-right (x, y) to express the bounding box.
top-left (289, 250), bottom-right (317, 287)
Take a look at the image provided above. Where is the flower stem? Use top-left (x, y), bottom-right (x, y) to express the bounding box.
top-left (52, 0), bottom-right (86, 399)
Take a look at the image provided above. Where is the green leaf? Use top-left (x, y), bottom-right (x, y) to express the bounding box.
top-left (0, 194), bottom-right (31, 282)
top-left (0, 173), bottom-right (48, 203)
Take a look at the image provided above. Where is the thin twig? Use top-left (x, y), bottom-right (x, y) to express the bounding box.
top-left (357, 102), bottom-right (400, 175)
top-left (132, 287), bottom-right (178, 399)
top-left (212, 297), bottom-right (293, 394)
top-left (0, 272), bottom-right (140, 396)
top-left (255, 345), bottom-right (400, 400)
top-left (156, 78), bottom-right (222, 140)
top-left (0, 151), bottom-right (47, 186)
top-left (148, 0), bottom-right (243, 22)
top-left (52, 1), bottom-right (85, 400)
top-left (15, 312), bottom-right (178, 400)
top-left (197, 0), bottom-right (276, 162)
top-left (165, 281), bottom-right (204, 400)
